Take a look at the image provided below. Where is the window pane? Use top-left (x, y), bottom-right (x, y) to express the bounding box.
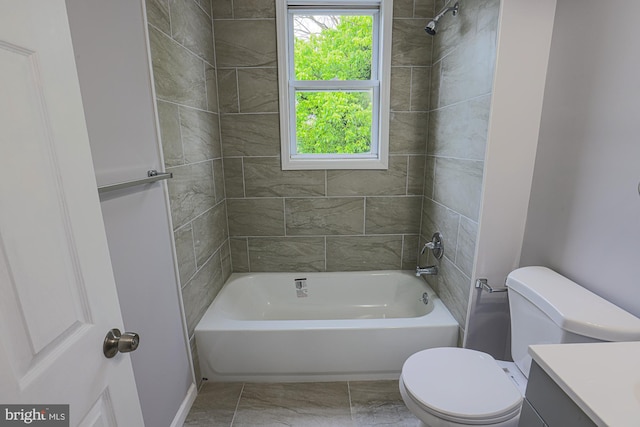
top-left (295, 90), bottom-right (373, 154)
top-left (293, 14), bottom-right (373, 81)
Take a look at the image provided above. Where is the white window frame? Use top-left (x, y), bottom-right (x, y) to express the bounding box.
top-left (276, 0), bottom-right (392, 170)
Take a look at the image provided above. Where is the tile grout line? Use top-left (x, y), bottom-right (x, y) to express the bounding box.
top-left (324, 236), bottom-right (327, 271)
top-left (235, 68), bottom-right (241, 112)
top-left (245, 237), bottom-right (251, 272)
top-left (229, 382), bottom-right (245, 427)
top-left (347, 381), bottom-right (355, 425)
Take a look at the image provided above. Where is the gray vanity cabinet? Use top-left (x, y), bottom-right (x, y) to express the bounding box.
top-left (518, 361), bottom-right (597, 427)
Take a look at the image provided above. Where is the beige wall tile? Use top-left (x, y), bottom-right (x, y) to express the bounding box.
top-left (196, 0), bottom-right (212, 16)
top-left (244, 157), bottom-right (324, 197)
top-left (420, 197), bottom-right (460, 255)
top-left (174, 224), bottom-right (196, 284)
top-left (433, 157), bottom-right (483, 221)
top-left (205, 65), bottom-right (219, 113)
top-left (393, 0), bottom-right (414, 18)
top-left (414, 0), bottom-right (436, 18)
top-left (213, 158), bottom-right (225, 202)
top-left (149, 26), bottom-right (207, 109)
top-left (167, 162), bottom-right (216, 229)
top-left (392, 19), bottom-right (432, 66)
top-left (214, 20), bottom-right (277, 67)
top-left (216, 68), bottom-right (238, 113)
top-left (327, 156), bottom-right (407, 196)
top-left (433, 29), bottom-right (496, 108)
top-left (157, 101), bottom-right (183, 167)
top-left (429, 59), bottom-right (442, 111)
top-left (389, 111), bottom-right (428, 154)
top-left (286, 198), bottom-right (365, 236)
top-left (365, 196), bottom-right (422, 234)
top-left (170, 0), bottom-right (215, 61)
top-left (146, 0), bottom-right (170, 35)
top-left (248, 237), bottom-right (325, 271)
top-left (238, 68), bottom-right (279, 113)
top-left (227, 198), bottom-right (285, 236)
top-left (180, 107), bottom-right (221, 163)
top-left (212, 0), bottom-right (233, 19)
top-left (233, 0), bottom-right (275, 19)
top-left (220, 113), bottom-right (280, 156)
top-left (402, 234), bottom-right (420, 270)
top-left (430, 256), bottom-right (470, 326)
top-left (407, 155), bottom-right (426, 195)
top-left (455, 216), bottom-right (477, 277)
top-left (410, 67), bottom-right (431, 112)
top-left (192, 201), bottom-right (228, 267)
top-left (390, 67), bottom-right (411, 111)
top-left (326, 236), bottom-right (402, 271)
top-left (182, 253), bottom-right (224, 336)
top-left (230, 237), bottom-right (250, 272)
top-left (222, 157), bottom-right (245, 198)
top-left (220, 240), bottom-right (232, 281)
top-left (182, 251), bottom-right (223, 336)
top-left (423, 156), bottom-right (435, 198)
top-left (432, 0), bottom-right (500, 63)
top-left (428, 95), bottom-right (490, 160)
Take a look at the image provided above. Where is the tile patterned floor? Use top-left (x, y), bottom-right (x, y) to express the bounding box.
top-left (184, 380), bottom-right (421, 426)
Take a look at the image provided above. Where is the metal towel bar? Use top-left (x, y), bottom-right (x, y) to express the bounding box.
top-left (475, 278), bottom-right (508, 293)
top-left (97, 169), bottom-right (172, 194)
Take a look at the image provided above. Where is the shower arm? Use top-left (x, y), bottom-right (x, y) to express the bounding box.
top-left (433, 2), bottom-right (459, 22)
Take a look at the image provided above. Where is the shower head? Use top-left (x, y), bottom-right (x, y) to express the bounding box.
top-left (424, 2), bottom-right (459, 36)
top-left (425, 20), bottom-right (437, 36)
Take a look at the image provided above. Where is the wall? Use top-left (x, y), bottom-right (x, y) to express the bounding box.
top-left (465, 0), bottom-right (557, 358)
top-left (420, 0), bottom-right (499, 337)
top-left (66, 0), bottom-right (195, 425)
top-left (145, 0), bottom-right (232, 385)
top-left (521, 0), bottom-right (640, 318)
top-left (218, 0), bottom-right (433, 272)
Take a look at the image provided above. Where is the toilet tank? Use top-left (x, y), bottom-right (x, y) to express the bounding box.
top-left (506, 266), bottom-right (640, 378)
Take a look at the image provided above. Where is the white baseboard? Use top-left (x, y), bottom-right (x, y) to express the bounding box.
top-left (170, 382), bottom-right (198, 427)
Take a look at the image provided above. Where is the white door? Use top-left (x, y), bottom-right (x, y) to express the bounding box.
top-left (0, 1), bottom-right (145, 426)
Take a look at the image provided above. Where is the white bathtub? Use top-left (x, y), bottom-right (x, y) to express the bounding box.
top-left (195, 270), bottom-right (458, 382)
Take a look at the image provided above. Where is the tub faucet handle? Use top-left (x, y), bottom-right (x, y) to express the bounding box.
top-left (421, 232), bottom-right (444, 259)
top-left (422, 241), bottom-right (436, 252)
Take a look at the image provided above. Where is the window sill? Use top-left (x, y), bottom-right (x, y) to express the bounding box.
top-left (281, 155), bottom-right (388, 170)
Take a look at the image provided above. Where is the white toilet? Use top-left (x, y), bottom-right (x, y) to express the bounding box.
top-left (399, 266), bottom-right (640, 427)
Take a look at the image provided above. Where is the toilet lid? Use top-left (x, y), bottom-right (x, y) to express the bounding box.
top-left (401, 348), bottom-right (522, 423)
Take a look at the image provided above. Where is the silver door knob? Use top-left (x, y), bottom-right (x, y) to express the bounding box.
top-left (103, 328), bottom-right (140, 358)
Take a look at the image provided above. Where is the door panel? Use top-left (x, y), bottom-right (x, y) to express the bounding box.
top-left (0, 1), bottom-right (145, 425)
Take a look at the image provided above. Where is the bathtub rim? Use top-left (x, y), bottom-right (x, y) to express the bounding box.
top-left (196, 269), bottom-right (457, 332)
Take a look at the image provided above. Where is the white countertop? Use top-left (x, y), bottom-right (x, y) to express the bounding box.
top-left (529, 341), bottom-right (640, 427)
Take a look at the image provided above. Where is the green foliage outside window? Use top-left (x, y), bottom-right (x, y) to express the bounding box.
top-left (293, 15), bottom-right (374, 154)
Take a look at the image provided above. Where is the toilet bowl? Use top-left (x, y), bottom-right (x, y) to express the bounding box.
top-left (399, 347), bottom-right (522, 427)
top-left (399, 267), bottom-right (640, 427)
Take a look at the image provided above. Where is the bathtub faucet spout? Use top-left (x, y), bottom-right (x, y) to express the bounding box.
top-left (416, 265), bottom-right (438, 277)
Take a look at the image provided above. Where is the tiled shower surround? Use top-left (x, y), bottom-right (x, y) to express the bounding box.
top-left (218, 0), bottom-right (433, 273)
top-left (146, 0), bottom-right (229, 384)
top-left (421, 0), bottom-right (499, 334)
top-left (146, 0), bottom-right (499, 375)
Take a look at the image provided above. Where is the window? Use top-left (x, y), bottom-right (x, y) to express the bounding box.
top-left (276, 0), bottom-right (392, 170)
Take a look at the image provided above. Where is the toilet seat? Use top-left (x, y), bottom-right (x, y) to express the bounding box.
top-left (400, 348), bottom-right (522, 425)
